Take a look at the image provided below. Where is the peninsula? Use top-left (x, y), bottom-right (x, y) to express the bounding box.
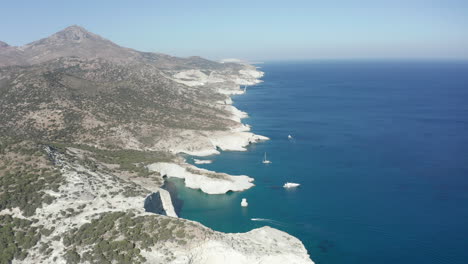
top-left (0, 25), bottom-right (314, 264)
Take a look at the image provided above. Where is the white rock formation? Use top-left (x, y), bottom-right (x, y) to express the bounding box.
top-left (146, 66), bottom-right (269, 158)
top-left (147, 162), bottom-right (254, 194)
top-left (171, 66), bottom-right (263, 88)
top-left (194, 159), bottom-right (213, 164)
top-left (151, 128), bottom-right (269, 157)
top-left (158, 189), bottom-right (178, 217)
top-left (188, 226), bottom-right (314, 264)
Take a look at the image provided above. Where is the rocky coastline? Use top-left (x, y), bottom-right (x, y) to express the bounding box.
top-left (0, 25), bottom-right (314, 264)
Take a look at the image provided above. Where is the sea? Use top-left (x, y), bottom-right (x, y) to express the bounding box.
top-left (164, 60), bottom-right (468, 264)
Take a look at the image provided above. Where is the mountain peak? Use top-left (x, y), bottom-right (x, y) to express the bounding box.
top-left (52, 25), bottom-right (99, 42)
top-left (62, 25), bottom-right (89, 33)
top-left (15, 25), bottom-right (139, 65)
top-left (23, 25), bottom-right (112, 50)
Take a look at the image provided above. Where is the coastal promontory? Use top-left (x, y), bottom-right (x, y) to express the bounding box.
top-left (0, 26), bottom-right (314, 263)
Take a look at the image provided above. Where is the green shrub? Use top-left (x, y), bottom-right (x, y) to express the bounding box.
top-left (0, 215), bottom-right (42, 264)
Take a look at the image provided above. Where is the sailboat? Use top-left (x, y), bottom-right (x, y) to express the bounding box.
top-left (262, 152), bottom-right (272, 164)
top-left (244, 85), bottom-right (247, 92)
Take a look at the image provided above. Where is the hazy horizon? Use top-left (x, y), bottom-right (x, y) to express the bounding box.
top-left (1, 0), bottom-right (467, 61)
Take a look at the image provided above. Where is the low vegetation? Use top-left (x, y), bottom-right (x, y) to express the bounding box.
top-left (63, 212), bottom-right (203, 264)
top-left (0, 137), bottom-right (63, 216)
top-left (0, 215), bottom-right (43, 263)
top-left (51, 142), bottom-right (174, 178)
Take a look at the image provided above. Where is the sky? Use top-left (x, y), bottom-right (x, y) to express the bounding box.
top-left (1, 0), bottom-right (467, 61)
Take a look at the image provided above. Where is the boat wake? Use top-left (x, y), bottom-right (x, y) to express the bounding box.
top-left (288, 134), bottom-right (296, 143)
top-left (251, 218), bottom-right (287, 226)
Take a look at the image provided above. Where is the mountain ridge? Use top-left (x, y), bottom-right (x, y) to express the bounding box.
top-left (0, 25), bottom-right (236, 70)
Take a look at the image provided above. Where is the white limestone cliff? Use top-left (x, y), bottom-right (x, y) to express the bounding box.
top-left (187, 226), bottom-right (314, 264)
top-left (158, 189), bottom-right (178, 217)
top-left (147, 162), bottom-right (254, 194)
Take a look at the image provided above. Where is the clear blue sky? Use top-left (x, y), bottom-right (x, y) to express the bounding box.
top-left (1, 0), bottom-right (467, 61)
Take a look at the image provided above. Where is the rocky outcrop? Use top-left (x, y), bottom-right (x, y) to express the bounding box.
top-left (147, 162), bottom-right (255, 194)
top-left (188, 227), bottom-right (314, 264)
top-left (158, 189), bottom-right (178, 217)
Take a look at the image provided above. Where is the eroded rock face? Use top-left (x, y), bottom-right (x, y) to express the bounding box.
top-left (144, 190), bottom-right (178, 217)
top-left (147, 162), bottom-right (255, 194)
top-left (189, 227), bottom-right (314, 264)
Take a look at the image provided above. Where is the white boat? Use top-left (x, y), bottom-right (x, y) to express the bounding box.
top-left (283, 182), bottom-right (300, 188)
top-left (288, 134), bottom-right (293, 139)
top-left (262, 152), bottom-right (271, 164)
top-left (241, 198), bottom-right (248, 207)
top-left (194, 159), bottom-right (213, 164)
top-left (244, 86), bottom-right (247, 92)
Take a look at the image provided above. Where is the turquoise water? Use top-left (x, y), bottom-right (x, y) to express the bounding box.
top-left (166, 61), bottom-right (468, 264)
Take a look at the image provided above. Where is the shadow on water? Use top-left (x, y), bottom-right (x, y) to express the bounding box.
top-left (144, 192), bottom-right (166, 215)
top-left (144, 179), bottom-right (184, 216)
top-left (161, 178), bottom-right (184, 216)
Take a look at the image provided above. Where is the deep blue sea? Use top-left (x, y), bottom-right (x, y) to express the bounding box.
top-left (167, 61), bottom-right (468, 264)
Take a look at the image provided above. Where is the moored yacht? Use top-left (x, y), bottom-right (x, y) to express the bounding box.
top-left (283, 182), bottom-right (300, 188)
top-left (241, 198), bottom-right (248, 207)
